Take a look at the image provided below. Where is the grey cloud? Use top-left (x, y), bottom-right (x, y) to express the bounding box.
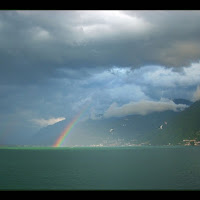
top-left (132, 63), bottom-right (200, 88)
top-left (1, 10), bottom-right (200, 85)
top-left (104, 99), bottom-right (189, 118)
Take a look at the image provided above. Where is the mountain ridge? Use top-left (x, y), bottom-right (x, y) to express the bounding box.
top-left (150, 100), bottom-right (200, 145)
top-left (30, 98), bottom-right (197, 146)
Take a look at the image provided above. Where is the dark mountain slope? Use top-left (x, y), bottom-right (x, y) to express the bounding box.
top-left (151, 100), bottom-right (200, 145)
top-left (30, 110), bottom-right (178, 146)
top-left (30, 99), bottom-right (198, 146)
top-left (172, 99), bottom-right (193, 106)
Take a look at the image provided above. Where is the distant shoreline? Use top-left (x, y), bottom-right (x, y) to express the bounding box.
top-left (0, 145), bottom-right (198, 150)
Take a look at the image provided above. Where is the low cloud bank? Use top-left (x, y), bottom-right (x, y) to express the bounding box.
top-left (192, 85), bottom-right (200, 102)
top-left (32, 117), bottom-right (66, 127)
top-left (104, 99), bottom-right (189, 118)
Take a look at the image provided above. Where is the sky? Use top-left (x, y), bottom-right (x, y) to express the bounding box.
top-left (1, 10), bottom-right (200, 144)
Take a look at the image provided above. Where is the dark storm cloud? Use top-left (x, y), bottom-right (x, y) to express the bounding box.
top-left (1, 10), bottom-right (200, 85)
top-left (124, 10), bottom-right (200, 67)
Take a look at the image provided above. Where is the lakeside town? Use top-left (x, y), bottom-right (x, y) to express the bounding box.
top-left (68, 138), bottom-right (200, 147)
top-left (1, 138), bottom-right (200, 148)
top-left (182, 139), bottom-right (200, 146)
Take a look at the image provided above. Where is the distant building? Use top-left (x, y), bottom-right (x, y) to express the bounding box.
top-left (183, 139), bottom-right (199, 146)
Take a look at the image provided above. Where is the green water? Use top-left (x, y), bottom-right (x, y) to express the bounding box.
top-left (0, 146), bottom-right (200, 190)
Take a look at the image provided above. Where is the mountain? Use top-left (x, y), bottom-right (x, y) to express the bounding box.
top-left (30, 119), bottom-right (68, 146)
top-left (30, 98), bottom-right (198, 146)
top-left (30, 110), bottom-right (178, 146)
top-left (172, 98), bottom-right (193, 106)
top-left (151, 100), bottom-right (200, 145)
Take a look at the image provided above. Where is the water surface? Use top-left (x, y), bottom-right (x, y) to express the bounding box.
top-left (0, 146), bottom-right (200, 190)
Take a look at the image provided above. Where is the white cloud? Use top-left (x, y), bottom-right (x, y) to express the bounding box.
top-left (76, 10), bottom-right (152, 40)
top-left (132, 62), bottom-right (200, 88)
top-left (107, 84), bottom-right (148, 102)
top-left (104, 99), bottom-right (189, 118)
top-left (32, 117), bottom-right (66, 127)
top-left (30, 26), bottom-right (52, 41)
top-left (192, 85), bottom-right (200, 102)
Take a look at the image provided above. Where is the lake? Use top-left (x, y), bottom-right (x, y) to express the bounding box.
top-left (0, 146), bottom-right (200, 190)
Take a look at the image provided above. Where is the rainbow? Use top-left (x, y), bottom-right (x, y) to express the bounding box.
top-left (53, 104), bottom-right (89, 147)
